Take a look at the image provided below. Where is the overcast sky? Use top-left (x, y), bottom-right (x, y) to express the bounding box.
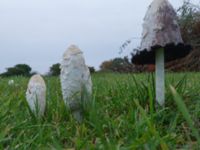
top-left (0, 0), bottom-right (198, 74)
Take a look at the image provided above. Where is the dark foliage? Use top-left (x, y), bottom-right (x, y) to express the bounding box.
top-left (49, 63), bottom-right (61, 76)
top-left (88, 66), bottom-right (96, 74)
top-left (1, 64), bottom-right (32, 77)
top-left (177, 0), bottom-right (200, 46)
top-left (100, 57), bottom-right (136, 73)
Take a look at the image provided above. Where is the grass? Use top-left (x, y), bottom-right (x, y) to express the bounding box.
top-left (0, 72), bottom-right (200, 149)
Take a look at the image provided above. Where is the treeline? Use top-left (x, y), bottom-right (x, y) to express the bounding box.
top-left (99, 57), bottom-right (148, 73)
top-left (0, 63), bottom-right (96, 77)
top-left (0, 64), bottom-right (34, 77)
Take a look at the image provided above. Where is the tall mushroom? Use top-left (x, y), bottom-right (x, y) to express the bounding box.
top-left (132, 0), bottom-right (191, 106)
top-left (26, 74), bottom-right (46, 116)
top-left (60, 45), bottom-right (92, 122)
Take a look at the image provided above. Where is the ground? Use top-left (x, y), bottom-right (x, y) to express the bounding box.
top-left (0, 73), bottom-right (200, 149)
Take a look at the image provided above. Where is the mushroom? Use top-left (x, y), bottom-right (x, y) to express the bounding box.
top-left (26, 74), bottom-right (46, 116)
top-left (131, 0), bottom-right (192, 106)
top-left (60, 45), bottom-right (92, 122)
top-left (8, 80), bottom-right (14, 86)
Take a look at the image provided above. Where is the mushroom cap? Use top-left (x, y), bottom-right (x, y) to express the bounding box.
top-left (26, 74), bottom-right (46, 116)
top-left (60, 45), bottom-right (92, 111)
top-left (63, 45), bottom-right (82, 60)
top-left (132, 0), bottom-right (191, 64)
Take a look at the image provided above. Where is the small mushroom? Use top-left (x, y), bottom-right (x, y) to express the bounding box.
top-left (60, 45), bottom-right (92, 122)
top-left (8, 80), bottom-right (14, 86)
top-left (132, 0), bottom-right (192, 106)
top-left (26, 74), bottom-right (46, 116)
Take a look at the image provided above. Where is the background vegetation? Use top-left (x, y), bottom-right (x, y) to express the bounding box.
top-left (0, 64), bottom-right (33, 77)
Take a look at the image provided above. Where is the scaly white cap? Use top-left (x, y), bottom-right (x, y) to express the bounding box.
top-left (26, 74), bottom-right (46, 117)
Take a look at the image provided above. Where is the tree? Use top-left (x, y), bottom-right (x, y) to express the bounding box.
top-left (1, 64), bottom-right (32, 77)
top-left (49, 63), bottom-right (61, 76)
top-left (88, 66), bottom-right (96, 74)
top-left (177, 0), bottom-right (200, 46)
top-left (100, 60), bottom-right (113, 71)
top-left (100, 57), bottom-right (135, 73)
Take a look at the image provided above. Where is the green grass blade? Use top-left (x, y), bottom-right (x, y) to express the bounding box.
top-left (170, 85), bottom-right (200, 146)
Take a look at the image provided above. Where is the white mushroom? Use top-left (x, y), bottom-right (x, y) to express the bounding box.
top-left (60, 45), bottom-right (92, 122)
top-left (8, 80), bottom-right (14, 85)
top-left (26, 74), bottom-right (46, 116)
top-left (132, 0), bottom-right (191, 106)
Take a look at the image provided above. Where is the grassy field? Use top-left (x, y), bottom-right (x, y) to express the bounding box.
top-left (0, 73), bottom-right (200, 149)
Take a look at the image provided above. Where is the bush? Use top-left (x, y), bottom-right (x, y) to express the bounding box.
top-left (49, 63), bottom-right (61, 76)
top-left (88, 66), bottom-right (96, 74)
top-left (178, 0), bottom-right (200, 46)
top-left (1, 64), bottom-right (32, 77)
top-left (100, 57), bottom-right (135, 73)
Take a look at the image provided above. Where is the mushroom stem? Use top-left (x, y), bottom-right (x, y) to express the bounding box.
top-left (156, 48), bottom-right (165, 106)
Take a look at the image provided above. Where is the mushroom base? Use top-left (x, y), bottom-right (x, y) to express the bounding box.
top-left (131, 43), bottom-right (192, 64)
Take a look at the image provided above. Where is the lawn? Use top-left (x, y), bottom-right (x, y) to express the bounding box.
top-left (0, 73), bottom-right (200, 149)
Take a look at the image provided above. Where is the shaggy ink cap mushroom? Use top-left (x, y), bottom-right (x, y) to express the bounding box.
top-left (60, 44), bottom-right (92, 122)
top-left (26, 74), bottom-right (46, 116)
top-left (132, 0), bottom-right (192, 64)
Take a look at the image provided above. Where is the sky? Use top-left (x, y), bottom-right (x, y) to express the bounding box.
top-left (0, 0), bottom-right (198, 74)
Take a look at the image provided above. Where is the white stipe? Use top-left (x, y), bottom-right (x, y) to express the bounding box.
top-left (156, 48), bottom-right (165, 106)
